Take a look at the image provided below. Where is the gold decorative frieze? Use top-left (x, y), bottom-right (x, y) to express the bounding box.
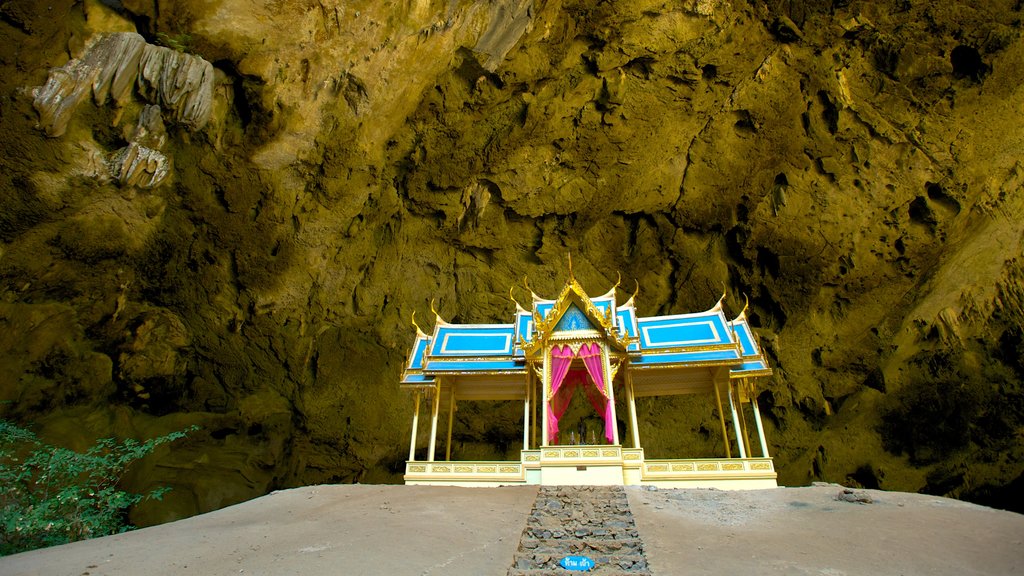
top-left (478, 466), bottom-right (496, 473)
top-left (543, 451), bottom-right (560, 458)
top-left (582, 449), bottom-right (599, 457)
top-left (408, 465), bottom-right (426, 473)
top-left (697, 462), bottom-right (719, 471)
top-left (433, 465), bottom-right (451, 473)
top-left (602, 449), bottom-right (619, 457)
top-left (722, 462), bottom-right (744, 471)
top-left (563, 450), bottom-right (580, 458)
top-left (499, 466), bottom-right (520, 473)
top-left (525, 454), bottom-right (540, 462)
top-left (647, 464), bottom-right (669, 472)
top-left (455, 465), bottom-right (473, 473)
top-left (750, 462), bottom-right (772, 470)
top-left (623, 453), bottom-right (641, 461)
top-left (672, 463), bottom-right (695, 471)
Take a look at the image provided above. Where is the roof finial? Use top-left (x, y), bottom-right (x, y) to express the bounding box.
top-left (411, 311), bottom-right (426, 336)
top-left (509, 286), bottom-right (525, 311)
top-left (612, 271), bottom-right (621, 292)
top-left (631, 278), bottom-right (640, 301)
top-left (430, 298), bottom-right (448, 325)
top-left (741, 293), bottom-right (750, 317)
top-left (568, 252), bottom-right (574, 281)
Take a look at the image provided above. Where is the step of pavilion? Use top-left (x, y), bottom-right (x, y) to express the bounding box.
top-left (507, 486), bottom-right (653, 576)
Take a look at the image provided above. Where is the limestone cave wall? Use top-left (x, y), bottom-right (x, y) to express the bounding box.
top-left (0, 0), bottom-right (1021, 524)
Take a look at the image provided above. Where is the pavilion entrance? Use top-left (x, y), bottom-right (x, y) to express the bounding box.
top-left (399, 272), bottom-right (777, 489)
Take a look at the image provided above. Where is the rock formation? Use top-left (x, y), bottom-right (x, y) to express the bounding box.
top-left (0, 0), bottom-right (1021, 525)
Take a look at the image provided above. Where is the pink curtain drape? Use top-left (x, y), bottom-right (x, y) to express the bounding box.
top-left (579, 342), bottom-right (614, 443)
top-left (547, 345), bottom-right (575, 444)
top-left (546, 342), bottom-right (615, 445)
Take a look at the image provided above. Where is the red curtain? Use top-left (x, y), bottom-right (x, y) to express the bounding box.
top-left (547, 343), bottom-right (614, 444)
top-left (579, 342), bottom-right (614, 443)
top-left (547, 345), bottom-right (575, 444)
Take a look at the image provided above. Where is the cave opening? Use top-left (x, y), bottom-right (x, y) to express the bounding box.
top-left (950, 45), bottom-right (989, 82)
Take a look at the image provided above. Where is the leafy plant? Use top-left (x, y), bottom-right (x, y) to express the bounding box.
top-left (154, 32), bottom-right (194, 53)
top-left (0, 421), bottom-right (197, 556)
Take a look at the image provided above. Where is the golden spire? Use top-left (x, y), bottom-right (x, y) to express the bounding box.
top-left (523, 274), bottom-right (539, 301)
top-left (411, 311), bottom-right (426, 336)
top-left (430, 298), bottom-right (449, 325)
top-left (509, 286), bottom-right (525, 312)
top-left (567, 252), bottom-right (574, 280)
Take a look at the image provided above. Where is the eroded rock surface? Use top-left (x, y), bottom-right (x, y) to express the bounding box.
top-left (0, 0), bottom-right (1022, 524)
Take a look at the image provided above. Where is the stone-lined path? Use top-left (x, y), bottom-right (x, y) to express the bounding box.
top-left (507, 486), bottom-right (653, 575)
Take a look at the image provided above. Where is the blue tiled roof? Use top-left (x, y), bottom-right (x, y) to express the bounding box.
top-left (401, 286), bottom-right (771, 382)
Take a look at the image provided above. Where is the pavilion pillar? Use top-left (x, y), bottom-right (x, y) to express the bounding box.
top-left (445, 384), bottom-right (456, 461)
top-left (713, 381), bottom-right (732, 458)
top-left (541, 352), bottom-right (550, 447)
top-left (603, 345), bottom-right (620, 445)
top-left (408, 390), bottom-right (421, 462)
top-left (522, 372), bottom-right (531, 451)
top-left (752, 392), bottom-right (770, 458)
top-left (626, 370), bottom-right (641, 449)
top-left (531, 366), bottom-right (538, 449)
top-left (727, 381), bottom-right (747, 458)
top-left (737, 385), bottom-right (753, 458)
top-left (427, 385), bottom-right (441, 461)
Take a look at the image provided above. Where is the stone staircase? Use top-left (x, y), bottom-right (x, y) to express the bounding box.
top-left (507, 486), bottom-right (653, 575)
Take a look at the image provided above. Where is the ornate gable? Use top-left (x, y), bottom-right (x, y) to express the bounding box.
top-left (520, 276), bottom-right (634, 358)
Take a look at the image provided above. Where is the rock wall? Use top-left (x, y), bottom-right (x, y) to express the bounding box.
top-left (0, 0), bottom-right (1021, 524)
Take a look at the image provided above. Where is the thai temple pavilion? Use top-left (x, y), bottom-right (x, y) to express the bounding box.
top-left (399, 271), bottom-right (777, 489)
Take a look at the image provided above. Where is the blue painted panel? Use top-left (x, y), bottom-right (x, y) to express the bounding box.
top-left (730, 321), bottom-right (758, 356)
top-left (737, 358), bottom-right (770, 373)
top-left (424, 359), bottom-right (525, 372)
top-left (536, 302), bottom-right (555, 319)
top-left (638, 314), bottom-right (731, 348)
top-left (632, 349), bottom-right (741, 365)
top-left (431, 326), bottom-right (514, 356)
top-left (591, 299), bottom-right (613, 316)
top-left (515, 313), bottom-right (533, 344)
top-left (616, 309), bottom-right (637, 337)
top-left (401, 373), bottom-right (434, 383)
top-left (555, 303), bottom-right (596, 332)
top-left (409, 337), bottom-right (429, 369)
top-left (732, 360), bottom-right (768, 372)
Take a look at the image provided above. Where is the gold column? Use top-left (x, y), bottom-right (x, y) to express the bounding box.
top-left (737, 381), bottom-right (753, 458)
top-left (626, 370), bottom-right (641, 449)
top-left (408, 389), bottom-right (421, 462)
top-left (713, 381), bottom-right (732, 458)
top-left (541, 351), bottom-right (550, 446)
top-left (427, 385), bottom-right (441, 461)
top-left (751, 386), bottom-right (770, 458)
top-left (602, 344), bottom-right (620, 445)
top-left (530, 366), bottom-right (538, 449)
top-left (522, 373), bottom-right (530, 451)
top-left (727, 381), bottom-right (747, 458)
top-left (445, 384), bottom-right (456, 461)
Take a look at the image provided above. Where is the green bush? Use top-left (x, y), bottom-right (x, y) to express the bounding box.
top-left (0, 421), bottom-right (196, 556)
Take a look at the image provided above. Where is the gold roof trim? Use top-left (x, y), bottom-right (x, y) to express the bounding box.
top-left (411, 311), bottom-right (427, 338)
top-left (520, 276), bottom-right (633, 358)
top-left (430, 298), bottom-right (450, 326)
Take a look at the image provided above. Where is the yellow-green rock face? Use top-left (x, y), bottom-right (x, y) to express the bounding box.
top-left (1, 0), bottom-right (1021, 523)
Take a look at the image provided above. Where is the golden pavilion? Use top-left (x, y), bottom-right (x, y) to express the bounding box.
top-left (399, 272), bottom-right (777, 488)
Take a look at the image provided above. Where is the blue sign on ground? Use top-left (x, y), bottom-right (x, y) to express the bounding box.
top-left (559, 555), bottom-right (596, 571)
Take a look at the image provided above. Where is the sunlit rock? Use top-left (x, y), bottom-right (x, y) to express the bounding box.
top-left (31, 32), bottom-right (213, 137)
